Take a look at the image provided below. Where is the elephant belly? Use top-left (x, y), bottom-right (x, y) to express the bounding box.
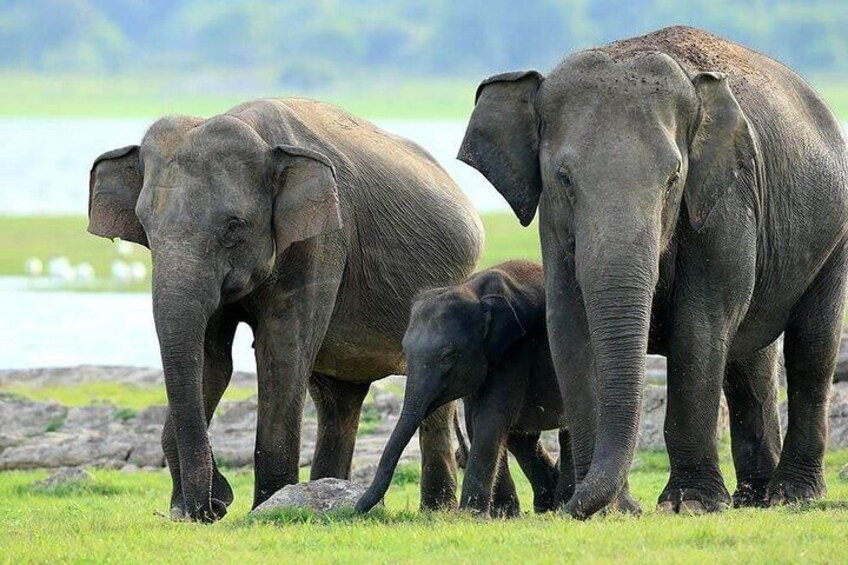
top-left (312, 328), bottom-right (405, 383)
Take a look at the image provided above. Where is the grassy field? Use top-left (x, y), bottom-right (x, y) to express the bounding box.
top-left (1, 72), bottom-right (847, 121)
top-left (0, 213), bottom-right (541, 292)
top-left (1, 449), bottom-right (847, 563)
top-left (0, 72), bottom-right (476, 120)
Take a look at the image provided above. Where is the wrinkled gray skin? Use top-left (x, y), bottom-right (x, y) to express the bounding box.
top-left (88, 98), bottom-right (483, 522)
top-left (356, 261), bottom-right (639, 517)
top-left (459, 26), bottom-right (848, 519)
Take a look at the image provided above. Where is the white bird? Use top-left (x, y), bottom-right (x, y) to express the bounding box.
top-left (130, 262), bottom-right (147, 282)
top-left (24, 257), bottom-right (43, 277)
top-left (110, 260), bottom-right (132, 284)
top-left (76, 262), bottom-right (96, 283)
top-left (47, 257), bottom-right (73, 280)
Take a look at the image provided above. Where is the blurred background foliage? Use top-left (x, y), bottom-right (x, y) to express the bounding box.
top-left (2, 0), bottom-right (846, 82)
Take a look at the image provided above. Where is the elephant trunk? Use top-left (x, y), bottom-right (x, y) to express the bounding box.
top-left (356, 378), bottom-right (441, 513)
top-left (152, 254), bottom-right (222, 522)
top-left (567, 230), bottom-right (659, 518)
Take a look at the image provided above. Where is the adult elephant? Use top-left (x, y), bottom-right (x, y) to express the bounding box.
top-left (459, 26), bottom-right (848, 519)
top-left (88, 98), bottom-right (483, 522)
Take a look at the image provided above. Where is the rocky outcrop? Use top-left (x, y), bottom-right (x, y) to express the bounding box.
top-left (250, 478), bottom-right (369, 515)
top-left (3, 367), bottom-right (848, 472)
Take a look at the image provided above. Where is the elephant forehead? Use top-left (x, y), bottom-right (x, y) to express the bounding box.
top-left (541, 51), bottom-right (692, 113)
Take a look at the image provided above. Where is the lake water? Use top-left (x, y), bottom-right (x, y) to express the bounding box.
top-left (1, 119), bottom-right (846, 370)
top-left (0, 118), bottom-right (505, 215)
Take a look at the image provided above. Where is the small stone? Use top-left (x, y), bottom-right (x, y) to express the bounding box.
top-left (839, 463), bottom-right (848, 481)
top-left (121, 463), bottom-right (140, 473)
top-left (250, 478), bottom-right (370, 515)
top-left (33, 467), bottom-right (94, 490)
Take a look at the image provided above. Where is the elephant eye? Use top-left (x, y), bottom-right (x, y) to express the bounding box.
top-left (220, 217), bottom-right (247, 248)
top-left (439, 347), bottom-right (459, 363)
top-left (666, 164), bottom-right (682, 191)
top-left (558, 165), bottom-right (573, 188)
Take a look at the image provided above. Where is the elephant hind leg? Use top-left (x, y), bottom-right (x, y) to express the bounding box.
top-left (770, 243), bottom-right (848, 505)
top-left (308, 372), bottom-right (370, 480)
top-left (507, 432), bottom-right (558, 513)
top-left (724, 342), bottom-right (782, 508)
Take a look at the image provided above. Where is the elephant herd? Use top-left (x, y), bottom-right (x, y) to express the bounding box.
top-left (87, 26), bottom-right (848, 522)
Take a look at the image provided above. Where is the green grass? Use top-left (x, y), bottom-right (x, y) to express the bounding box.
top-left (1, 449), bottom-right (847, 563)
top-left (5, 381), bottom-right (257, 411)
top-left (0, 72), bottom-right (475, 120)
top-left (1, 72), bottom-right (847, 121)
top-left (0, 214), bottom-right (539, 292)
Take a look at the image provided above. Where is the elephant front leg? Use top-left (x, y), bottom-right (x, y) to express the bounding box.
top-left (659, 317), bottom-right (732, 514)
top-left (723, 342), bottom-right (782, 508)
top-left (252, 327), bottom-right (310, 507)
top-left (163, 307), bottom-right (239, 519)
top-left (418, 402), bottom-right (459, 511)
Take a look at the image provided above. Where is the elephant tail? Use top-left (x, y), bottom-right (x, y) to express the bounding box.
top-left (453, 404), bottom-right (470, 470)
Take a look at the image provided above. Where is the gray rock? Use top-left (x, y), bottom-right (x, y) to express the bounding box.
top-left (33, 467), bottom-right (94, 490)
top-left (64, 405), bottom-right (117, 430)
top-left (251, 478), bottom-right (370, 514)
top-left (0, 394), bottom-right (67, 437)
top-left (0, 430), bottom-right (133, 470)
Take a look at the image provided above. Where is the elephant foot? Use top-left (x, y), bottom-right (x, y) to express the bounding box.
top-left (420, 486), bottom-right (458, 512)
top-left (732, 479), bottom-right (770, 508)
top-left (611, 490), bottom-right (643, 515)
top-left (170, 498), bottom-right (228, 523)
top-left (657, 485), bottom-right (730, 515)
top-left (490, 494), bottom-right (521, 519)
top-left (169, 469), bottom-right (233, 522)
top-left (767, 471), bottom-right (825, 506)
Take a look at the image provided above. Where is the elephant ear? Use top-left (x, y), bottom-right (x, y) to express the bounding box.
top-left (458, 71), bottom-right (544, 227)
top-left (271, 144), bottom-right (343, 257)
top-left (88, 145), bottom-right (148, 247)
top-left (481, 294), bottom-right (528, 365)
top-left (685, 72), bottom-right (757, 231)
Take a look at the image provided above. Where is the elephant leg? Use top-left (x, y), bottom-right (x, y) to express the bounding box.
top-left (418, 402), bottom-right (459, 511)
top-left (507, 432), bottom-right (558, 513)
top-left (164, 306), bottom-right (239, 519)
top-left (308, 372), bottom-right (370, 480)
top-left (489, 449), bottom-right (521, 518)
top-left (460, 401), bottom-right (512, 517)
top-left (553, 429), bottom-right (575, 509)
top-left (769, 245), bottom-right (848, 505)
top-left (723, 342), bottom-right (782, 508)
top-left (660, 316), bottom-right (732, 514)
top-left (251, 248), bottom-right (344, 509)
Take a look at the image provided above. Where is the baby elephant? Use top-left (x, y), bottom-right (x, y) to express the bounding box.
top-left (356, 260), bottom-right (571, 517)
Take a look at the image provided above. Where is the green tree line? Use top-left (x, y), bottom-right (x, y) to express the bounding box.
top-left (1, 0), bottom-right (846, 83)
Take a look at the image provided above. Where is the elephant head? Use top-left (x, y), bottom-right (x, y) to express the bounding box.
top-left (356, 276), bottom-right (532, 513)
top-left (88, 115), bottom-right (342, 521)
top-left (458, 51), bottom-right (757, 518)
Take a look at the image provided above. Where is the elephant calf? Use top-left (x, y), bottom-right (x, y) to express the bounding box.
top-left (357, 261), bottom-right (639, 516)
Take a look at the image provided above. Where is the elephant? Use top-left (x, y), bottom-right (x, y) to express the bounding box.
top-left (356, 261), bottom-right (639, 516)
top-left (87, 98), bottom-right (484, 522)
top-left (458, 26), bottom-right (848, 519)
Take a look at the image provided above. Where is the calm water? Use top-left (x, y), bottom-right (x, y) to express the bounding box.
top-left (1, 119), bottom-right (846, 369)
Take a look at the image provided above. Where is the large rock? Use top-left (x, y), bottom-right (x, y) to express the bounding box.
top-left (0, 393), bottom-right (66, 439)
top-left (637, 384), bottom-right (729, 451)
top-left (32, 467), bottom-right (95, 490)
top-left (251, 478), bottom-right (369, 514)
top-left (0, 429), bottom-right (134, 469)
